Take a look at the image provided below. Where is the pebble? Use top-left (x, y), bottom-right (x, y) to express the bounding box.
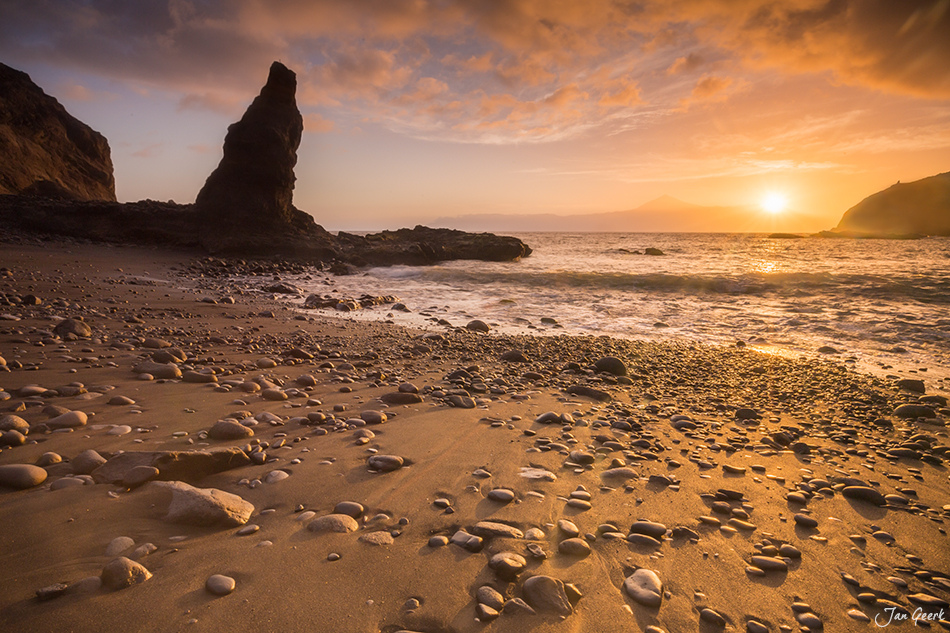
top-left (842, 485), bottom-right (887, 506)
top-left (359, 531), bottom-right (395, 546)
top-left (49, 476), bottom-right (86, 490)
top-left (0, 464), bottom-right (48, 488)
top-left (360, 410), bottom-right (386, 424)
top-left (487, 488), bottom-right (515, 503)
top-left (205, 574), bottom-right (235, 596)
top-left (100, 557), bottom-right (152, 590)
top-left (449, 530), bottom-right (483, 552)
top-left (106, 536), bottom-right (135, 556)
top-left (488, 551), bottom-right (526, 577)
top-left (151, 481), bottom-right (254, 527)
top-left (263, 470), bottom-right (289, 484)
top-left (557, 537), bottom-right (591, 556)
top-left (307, 514), bottom-right (359, 533)
top-left (629, 521), bottom-right (668, 539)
top-left (47, 410), bottom-right (88, 430)
top-left (476, 585), bottom-right (505, 610)
top-left (623, 569), bottom-right (663, 608)
top-left (208, 419), bottom-right (254, 440)
top-left (750, 555), bottom-right (787, 572)
top-left (122, 466), bottom-right (159, 488)
top-left (699, 608), bottom-right (726, 626)
top-left (473, 521), bottom-right (524, 539)
top-left (334, 501), bottom-right (364, 518)
top-left (793, 513), bottom-right (818, 529)
top-left (522, 575), bottom-right (574, 615)
top-left (131, 543), bottom-right (157, 559)
top-left (367, 455), bottom-right (405, 472)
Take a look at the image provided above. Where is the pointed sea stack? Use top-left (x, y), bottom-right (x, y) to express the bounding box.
top-left (194, 61), bottom-right (325, 254)
top-left (0, 62), bottom-right (116, 201)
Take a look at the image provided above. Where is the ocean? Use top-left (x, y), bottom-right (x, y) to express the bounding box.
top-left (286, 232), bottom-right (950, 386)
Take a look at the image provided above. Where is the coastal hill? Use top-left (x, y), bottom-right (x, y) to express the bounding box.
top-left (0, 62), bottom-right (116, 202)
top-left (833, 171), bottom-right (950, 236)
top-left (0, 62), bottom-right (529, 265)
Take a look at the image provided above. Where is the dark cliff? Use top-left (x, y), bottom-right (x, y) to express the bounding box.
top-left (0, 63), bottom-right (116, 201)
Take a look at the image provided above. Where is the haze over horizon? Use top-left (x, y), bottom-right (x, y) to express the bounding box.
top-left (2, 0), bottom-right (949, 231)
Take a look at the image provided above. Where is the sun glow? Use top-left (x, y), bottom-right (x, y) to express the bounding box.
top-left (761, 192), bottom-right (789, 214)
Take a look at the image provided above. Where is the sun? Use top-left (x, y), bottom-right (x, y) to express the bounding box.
top-left (761, 192), bottom-right (788, 215)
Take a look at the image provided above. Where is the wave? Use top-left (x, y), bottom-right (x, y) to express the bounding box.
top-left (411, 268), bottom-right (950, 303)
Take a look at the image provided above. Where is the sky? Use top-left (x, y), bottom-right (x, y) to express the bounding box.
top-left (2, 0), bottom-right (949, 231)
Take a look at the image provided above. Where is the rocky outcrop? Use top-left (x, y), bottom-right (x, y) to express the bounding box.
top-left (194, 61), bottom-right (327, 254)
top-left (337, 226), bottom-right (532, 265)
top-left (833, 172), bottom-right (950, 236)
top-left (0, 63), bottom-right (115, 201)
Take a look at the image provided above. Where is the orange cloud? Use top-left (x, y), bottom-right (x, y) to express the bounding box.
top-left (667, 52), bottom-right (705, 75)
top-left (2, 0), bottom-right (947, 148)
top-left (303, 112), bottom-right (335, 133)
top-left (177, 92), bottom-right (243, 115)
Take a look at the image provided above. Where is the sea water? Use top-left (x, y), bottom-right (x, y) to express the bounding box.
top-left (288, 233), bottom-right (950, 386)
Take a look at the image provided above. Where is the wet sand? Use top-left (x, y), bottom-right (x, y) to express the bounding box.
top-left (1, 241), bottom-right (948, 633)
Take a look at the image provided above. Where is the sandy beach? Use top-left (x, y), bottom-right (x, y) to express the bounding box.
top-left (1, 239), bottom-right (948, 633)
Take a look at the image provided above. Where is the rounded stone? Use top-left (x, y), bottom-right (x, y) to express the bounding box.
top-left (624, 569), bottom-right (663, 608)
top-left (122, 466), bottom-right (160, 488)
top-left (49, 476), bottom-right (86, 490)
top-left (105, 536), bottom-right (135, 556)
top-left (594, 356), bottom-right (627, 376)
top-left (842, 485), bottom-right (887, 506)
top-left (359, 531), bottom-right (395, 546)
top-left (557, 537), bottom-right (591, 556)
top-left (208, 419), bottom-right (254, 440)
top-left (0, 464), bottom-right (48, 489)
top-left (368, 455), bottom-right (404, 472)
top-left (488, 551), bottom-right (527, 577)
top-left (100, 557), bottom-right (152, 590)
top-left (477, 585), bottom-right (505, 610)
top-left (263, 470), bottom-right (289, 484)
top-left (0, 414), bottom-right (29, 433)
top-left (47, 410), bottom-right (88, 430)
top-left (35, 452), bottom-right (62, 467)
top-left (466, 319), bottom-right (490, 333)
top-left (71, 449), bottom-right (107, 475)
top-left (700, 608), bottom-right (726, 626)
top-left (1, 429), bottom-right (25, 447)
top-left (333, 501), bottom-right (364, 518)
top-left (307, 514), bottom-right (359, 533)
top-left (487, 488), bottom-right (515, 503)
top-left (629, 521), bottom-right (668, 539)
top-left (205, 574), bottom-right (235, 596)
top-left (261, 388), bottom-right (288, 401)
top-left (522, 575), bottom-right (573, 615)
top-left (360, 410), bottom-right (387, 425)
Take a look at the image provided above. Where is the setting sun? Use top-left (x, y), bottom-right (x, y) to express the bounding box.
top-left (761, 192), bottom-right (789, 215)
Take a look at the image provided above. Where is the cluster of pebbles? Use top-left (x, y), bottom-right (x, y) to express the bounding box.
top-left (1, 247), bottom-right (949, 633)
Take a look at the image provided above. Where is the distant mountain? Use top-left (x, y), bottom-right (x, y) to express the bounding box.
top-left (833, 172), bottom-right (950, 236)
top-left (432, 196), bottom-right (816, 233)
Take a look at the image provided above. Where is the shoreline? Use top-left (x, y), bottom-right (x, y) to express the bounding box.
top-left (1, 240), bottom-right (948, 633)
